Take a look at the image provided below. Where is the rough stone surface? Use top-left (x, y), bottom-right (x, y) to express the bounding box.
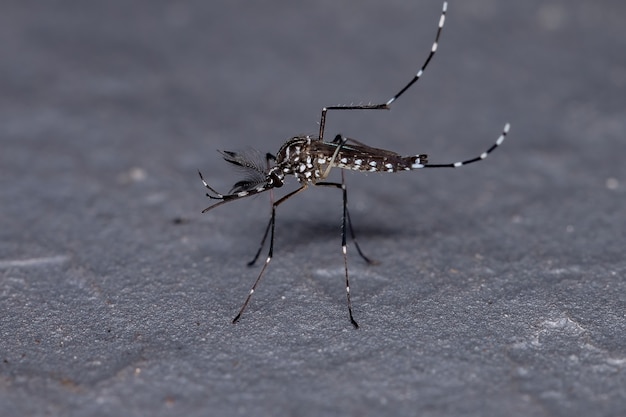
top-left (1, 1), bottom-right (625, 416)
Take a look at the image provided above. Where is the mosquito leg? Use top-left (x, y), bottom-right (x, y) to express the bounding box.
top-left (247, 216), bottom-right (272, 267)
top-left (233, 185), bottom-right (308, 324)
top-left (316, 179), bottom-right (376, 266)
top-left (422, 123), bottom-right (510, 169)
top-left (316, 177), bottom-right (369, 328)
top-left (385, 1), bottom-right (447, 106)
top-left (340, 177), bottom-right (359, 328)
top-left (345, 209), bottom-right (377, 265)
top-left (318, 2), bottom-right (448, 141)
top-left (247, 153), bottom-right (279, 267)
top-left (341, 170), bottom-right (378, 265)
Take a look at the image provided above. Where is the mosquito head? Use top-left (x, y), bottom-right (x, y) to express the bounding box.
top-left (266, 167), bottom-right (284, 188)
top-left (199, 150), bottom-right (284, 213)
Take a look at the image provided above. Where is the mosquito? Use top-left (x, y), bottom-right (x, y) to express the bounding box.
top-left (199, 2), bottom-right (510, 328)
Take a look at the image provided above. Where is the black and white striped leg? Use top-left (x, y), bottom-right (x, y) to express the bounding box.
top-left (246, 153), bottom-right (280, 267)
top-left (341, 179), bottom-right (359, 328)
top-left (316, 181), bottom-right (376, 265)
top-left (340, 170), bottom-right (377, 265)
top-left (340, 178), bottom-right (359, 328)
top-left (247, 216), bottom-right (272, 267)
top-left (423, 123), bottom-right (510, 169)
top-left (385, 1), bottom-right (446, 106)
top-left (199, 170), bottom-right (274, 213)
top-left (233, 185), bottom-right (309, 324)
top-left (317, 178), bottom-right (364, 329)
top-left (318, 1), bottom-right (447, 141)
top-left (345, 209), bottom-right (377, 265)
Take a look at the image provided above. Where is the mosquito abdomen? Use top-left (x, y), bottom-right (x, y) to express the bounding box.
top-left (335, 153), bottom-right (428, 172)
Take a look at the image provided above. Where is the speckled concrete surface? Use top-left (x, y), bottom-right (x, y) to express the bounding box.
top-left (1, 1), bottom-right (625, 416)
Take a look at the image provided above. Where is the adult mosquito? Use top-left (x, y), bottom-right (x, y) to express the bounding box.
top-left (199, 2), bottom-right (510, 328)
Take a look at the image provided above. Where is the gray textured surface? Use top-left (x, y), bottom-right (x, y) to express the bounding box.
top-left (1, 0), bottom-right (625, 416)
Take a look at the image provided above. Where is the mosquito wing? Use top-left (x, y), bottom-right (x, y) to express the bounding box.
top-left (218, 149), bottom-right (270, 193)
top-left (309, 138), bottom-right (427, 173)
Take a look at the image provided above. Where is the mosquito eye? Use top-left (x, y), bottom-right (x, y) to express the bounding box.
top-left (269, 172), bottom-right (283, 188)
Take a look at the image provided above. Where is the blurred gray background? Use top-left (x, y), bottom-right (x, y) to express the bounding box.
top-left (1, 0), bottom-right (625, 416)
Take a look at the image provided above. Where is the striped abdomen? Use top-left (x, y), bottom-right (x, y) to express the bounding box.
top-left (309, 139), bottom-right (428, 173)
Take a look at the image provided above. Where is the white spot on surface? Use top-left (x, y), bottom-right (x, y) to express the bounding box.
top-left (0, 255), bottom-right (69, 269)
top-left (606, 357), bottom-right (626, 367)
top-left (117, 167), bottom-right (147, 184)
top-left (542, 317), bottom-right (586, 334)
top-left (453, 162), bottom-right (463, 168)
top-left (480, 152), bottom-right (488, 159)
top-left (385, 163), bottom-right (393, 169)
top-left (411, 162), bottom-right (424, 169)
top-left (369, 167), bottom-right (377, 172)
top-left (537, 4), bottom-right (566, 31)
top-left (340, 157), bottom-right (348, 164)
top-left (354, 159), bottom-right (363, 165)
top-left (318, 158), bottom-right (326, 164)
top-left (299, 164), bottom-right (306, 172)
top-left (369, 161), bottom-right (377, 167)
top-left (606, 177), bottom-right (619, 190)
top-left (237, 191), bottom-right (248, 197)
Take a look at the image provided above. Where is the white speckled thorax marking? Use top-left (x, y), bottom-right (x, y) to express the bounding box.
top-left (274, 136), bottom-right (321, 183)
